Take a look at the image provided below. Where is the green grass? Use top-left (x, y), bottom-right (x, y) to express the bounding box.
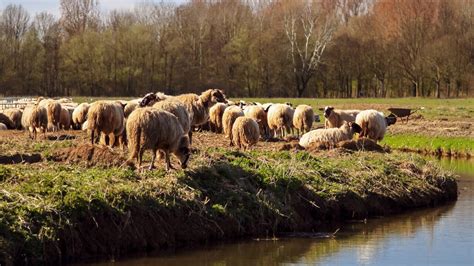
top-left (381, 134), bottom-right (474, 156)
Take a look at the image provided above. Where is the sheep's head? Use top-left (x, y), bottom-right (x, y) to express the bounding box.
top-left (385, 114), bottom-right (397, 126)
top-left (139, 93), bottom-right (158, 107)
top-left (324, 106), bottom-right (334, 118)
top-left (285, 102), bottom-right (293, 107)
top-left (174, 135), bottom-right (191, 169)
top-left (349, 122), bottom-right (362, 134)
top-left (210, 89), bottom-right (227, 104)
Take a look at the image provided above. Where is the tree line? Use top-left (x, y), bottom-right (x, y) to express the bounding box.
top-left (0, 0), bottom-right (472, 98)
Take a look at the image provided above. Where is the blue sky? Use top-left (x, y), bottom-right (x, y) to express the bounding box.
top-left (0, 0), bottom-right (187, 17)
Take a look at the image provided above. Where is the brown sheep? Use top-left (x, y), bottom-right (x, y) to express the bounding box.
top-left (0, 113), bottom-right (15, 129)
top-left (209, 103), bottom-right (227, 133)
top-left (38, 99), bottom-right (61, 131)
top-left (232, 117), bottom-right (260, 150)
top-left (152, 99), bottom-right (191, 134)
top-left (59, 106), bottom-right (72, 130)
top-left (72, 103), bottom-right (90, 129)
top-left (293, 104), bottom-right (314, 137)
top-left (126, 107), bottom-right (191, 171)
top-left (87, 101), bottom-right (125, 147)
top-left (222, 106), bottom-right (244, 145)
top-left (21, 105), bottom-right (48, 140)
top-left (2, 109), bottom-right (22, 129)
top-left (244, 105), bottom-right (268, 138)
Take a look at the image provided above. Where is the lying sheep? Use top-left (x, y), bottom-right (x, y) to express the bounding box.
top-left (324, 106), bottom-right (360, 128)
top-left (153, 99), bottom-right (191, 134)
top-left (222, 105), bottom-right (244, 145)
top-left (38, 99), bottom-right (61, 131)
top-left (232, 117), bottom-right (260, 150)
top-left (293, 105), bottom-right (314, 137)
top-left (0, 123), bottom-right (7, 130)
top-left (0, 113), bottom-right (15, 129)
top-left (72, 103), bottom-right (90, 129)
top-left (21, 104), bottom-right (48, 140)
top-left (267, 104), bottom-right (294, 138)
top-left (87, 101), bottom-right (125, 147)
top-left (299, 122), bottom-right (362, 149)
top-left (2, 109), bottom-right (22, 129)
top-left (209, 103), bottom-right (227, 133)
top-left (59, 106), bottom-right (72, 130)
top-left (355, 110), bottom-right (389, 142)
top-left (244, 105), bottom-right (268, 138)
top-left (126, 107), bottom-right (191, 171)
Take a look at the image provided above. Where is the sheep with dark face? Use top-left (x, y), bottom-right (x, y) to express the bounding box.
top-left (355, 110), bottom-right (391, 142)
top-left (126, 107), bottom-right (191, 171)
top-left (299, 122), bottom-right (362, 149)
top-left (323, 106), bottom-right (360, 128)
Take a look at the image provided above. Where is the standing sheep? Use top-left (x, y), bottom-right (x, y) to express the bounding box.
top-left (126, 107), bottom-right (191, 171)
top-left (21, 105), bottom-right (48, 140)
top-left (72, 103), bottom-right (90, 129)
top-left (38, 99), bottom-right (62, 131)
top-left (293, 105), bottom-right (314, 137)
top-left (87, 101), bottom-right (125, 147)
top-left (267, 104), bottom-right (294, 138)
top-left (244, 105), bottom-right (268, 138)
top-left (152, 99), bottom-right (191, 134)
top-left (59, 106), bottom-right (72, 130)
top-left (323, 106), bottom-right (360, 128)
top-left (355, 110), bottom-right (388, 142)
top-left (2, 109), bottom-right (23, 129)
top-left (222, 106), bottom-right (244, 145)
top-left (232, 117), bottom-right (260, 150)
top-left (209, 103), bottom-right (227, 133)
top-left (299, 122), bottom-right (362, 149)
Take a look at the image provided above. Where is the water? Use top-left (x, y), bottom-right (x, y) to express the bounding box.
top-left (89, 158), bottom-right (474, 265)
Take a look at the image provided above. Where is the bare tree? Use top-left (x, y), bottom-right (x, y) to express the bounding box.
top-left (60, 0), bottom-right (99, 36)
top-left (1, 4), bottom-right (30, 69)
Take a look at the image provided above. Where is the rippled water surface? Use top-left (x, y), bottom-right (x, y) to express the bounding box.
top-left (89, 158), bottom-right (474, 265)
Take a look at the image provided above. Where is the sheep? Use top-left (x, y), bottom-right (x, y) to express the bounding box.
top-left (292, 104), bottom-right (314, 137)
top-left (2, 109), bottom-right (22, 129)
top-left (222, 105), bottom-right (244, 145)
top-left (21, 104), bottom-right (48, 140)
top-left (299, 122), bottom-right (362, 149)
top-left (323, 106), bottom-right (360, 128)
top-left (243, 105), bottom-right (268, 138)
top-left (152, 99), bottom-right (191, 134)
top-left (209, 103), bottom-right (227, 133)
top-left (126, 107), bottom-right (191, 171)
top-left (124, 99), bottom-right (141, 118)
top-left (59, 106), bottom-right (72, 130)
top-left (0, 113), bottom-right (15, 129)
top-left (0, 123), bottom-right (7, 130)
top-left (72, 103), bottom-right (90, 129)
top-left (355, 110), bottom-right (389, 142)
top-left (38, 99), bottom-right (61, 131)
top-left (87, 101), bottom-right (125, 147)
top-left (267, 104), bottom-right (294, 138)
top-left (232, 116), bottom-right (260, 150)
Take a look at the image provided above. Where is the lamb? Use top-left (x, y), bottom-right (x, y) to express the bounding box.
top-left (87, 101), bottom-right (125, 147)
top-left (355, 110), bottom-right (389, 142)
top-left (59, 106), bottom-right (72, 130)
top-left (209, 103), bottom-right (227, 133)
top-left (243, 105), bottom-right (268, 138)
top-left (292, 105), bottom-right (314, 137)
top-left (38, 99), bottom-right (61, 131)
top-left (0, 113), bottom-right (15, 129)
top-left (299, 122), bottom-right (362, 149)
top-left (2, 109), bottom-right (22, 129)
top-left (232, 117), bottom-right (260, 150)
top-left (222, 105), bottom-right (244, 145)
top-left (72, 103), bottom-right (90, 129)
top-left (21, 104), bottom-right (48, 140)
top-left (126, 107), bottom-right (191, 171)
top-left (267, 104), bottom-right (294, 138)
top-left (0, 123), bottom-right (7, 130)
top-left (323, 106), bottom-right (360, 128)
top-left (152, 99), bottom-right (191, 134)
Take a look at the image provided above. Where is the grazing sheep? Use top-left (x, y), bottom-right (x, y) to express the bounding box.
top-left (323, 106), bottom-right (360, 128)
top-left (21, 105), bottom-right (48, 140)
top-left (209, 103), bottom-right (227, 133)
top-left (126, 107), bottom-right (191, 171)
top-left (222, 106), bottom-right (244, 145)
top-left (355, 110), bottom-right (388, 142)
top-left (59, 107), bottom-right (72, 130)
top-left (38, 99), bottom-right (61, 131)
top-left (267, 104), bottom-right (294, 138)
top-left (299, 122), bottom-right (362, 149)
top-left (232, 117), bottom-right (260, 150)
top-left (124, 99), bottom-right (141, 118)
top-left (2, 109), bottom-right (23, 129)
top-left (0, 113), bottom-right (15, 129)
top-left (244, 105), bottom-right (268, 138)
top-left (72, 103), bottom-right (90, 129)
top-left (293, 105), bottom-right (314, 136)
top-left (152, 99), bottom-right (191, 134)
top-left (87, 101), bottom-right (125, 147)
top-left (0, 123), bottom-right (7, 130)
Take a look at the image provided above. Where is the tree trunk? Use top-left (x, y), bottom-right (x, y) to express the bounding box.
top-left (435, 79), bottom-right (441, 98)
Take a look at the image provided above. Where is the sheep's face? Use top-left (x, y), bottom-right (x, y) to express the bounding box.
top-left (385, 115), bottom-right (397, 126)
top-left (211, 89), bottom-right (227, 104)
top-left (349, 122), bottom-right (362, 134)
top-left (139, 93), bottom-right (158, 107)
top-left (324, 106), bottom-right (334, 118)
top-left (175, 136), bottom-right (191, 169)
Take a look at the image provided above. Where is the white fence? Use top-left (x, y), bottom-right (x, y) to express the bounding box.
top-left (0, 97), bottom-right (37, 110)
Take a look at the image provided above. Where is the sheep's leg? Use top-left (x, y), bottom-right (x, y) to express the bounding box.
top-left (296, 128), bottom-right (300, 137)
top-left (138, 148), bottom-right (144, 169)
top-left (165, 151), bottom-right (174, 171)
top-left (188, 131), bottom-right (193, 145)
top-left (91, 129), bottom-right (95, 145)
top-left (109, 134), bottom-right (116, 148)
top-left (149, 149), bottom-right (157, 170)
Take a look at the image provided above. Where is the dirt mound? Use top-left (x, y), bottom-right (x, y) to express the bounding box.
top-left (50, 143), bottom-right (126, 167)
top-left (0, 153), bottom-right (42, 164)
top-left (47, 134), bottom-right (76, 141)
top-left (337, 138), bottom-right (387, 152)
top-left (278, 140), bottom-right (304, 151)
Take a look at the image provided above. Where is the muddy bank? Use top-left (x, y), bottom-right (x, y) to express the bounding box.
top-left (394, 147), bottom-right (471, 159)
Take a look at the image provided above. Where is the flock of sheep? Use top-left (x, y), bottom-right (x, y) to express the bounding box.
top-left (0, 90), bottom-right (396, 170)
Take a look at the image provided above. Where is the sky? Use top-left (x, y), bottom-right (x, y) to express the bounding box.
top-left (0, 0), bottom-right (187, 17)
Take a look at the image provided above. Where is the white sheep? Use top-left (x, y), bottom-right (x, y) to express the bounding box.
top-left (323, 106), bottom-right (360, 128)
top-left (222, 105), bottom-right (244, 145)
top-left (38, 98), bottom-right (61, 131)
top-left (21, 104), bottom-right (48, 140)
top-left (152, 99), bottom-right (191, 134)
top-left (0, 123), bottom-right (7, 130)
top-left (299, 122), bottom-right (362, 149)
top-left (209, 102), bottom-right (227, 133)
top-left (355, 110), bottom-right (388, 142)
top-left (292, 105), bottom-right (314, 137)
top-left (267, 104), bottom-right (294, 138)
top-left (72, 103), bottom-right (90, 129)
top-left (232, 116), bottom-right (260, 150)
top-left (87, 101), bottom-right (125, 147)
top-left (244, 105), bottom-right (268, 138)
